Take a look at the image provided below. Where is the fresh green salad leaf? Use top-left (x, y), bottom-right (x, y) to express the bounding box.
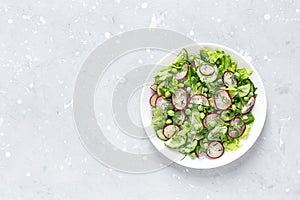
top-left (237, 68), bottom-right (253, 80)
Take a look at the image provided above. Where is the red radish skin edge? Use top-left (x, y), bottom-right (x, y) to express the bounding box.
top-left (150, 85), bottom-right (157, 92)
top-left (195, 150), bottom-right (199, 158)
top-left (176, 65), bottom-right (189, 81)
top-left (162, 124), bottom-right (180, 139)
top-left (241, 96), bottom-right (256, 115)
top-left (227, 117), bottom-right (246, 138)
top-left (190, 94), bottom-right (210, 106)
top-left (206, 141), bottom-right (225, 159)
top-left (213, 89), bottom-right (232, 110)
top-left (171, 88), bottom-right (188, 110)
top-left (222, 71), bottom-right (237, 87)
top-left (202, 113), bottom-right (220, 129)
top-left (199, 64), bottom-right (215, 76)
top-left (149, 94), bottom-right (158, 107)
top-left (154, 95), bottom-right (165, 108)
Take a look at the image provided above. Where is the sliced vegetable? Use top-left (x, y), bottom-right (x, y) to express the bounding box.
top-left (163, 124), bottom-right (180, 139)
top-left (222, 71), bottom-right (237, 87)
top-left (175, 64), bottom-right (188, 80)
top-left (171, 88), bottom-right (188, 110)
top-left (150, 84), bottom-right (157, 92)
top-left (197, 63), bottom-right (219, 83)
top-left (149, 94), bottom-right (158, 107)
top-left (199, 64), bottom-right (215, 76)
top-left (206, 141), bottom-right (224, 159)
top-left (238, 84), bottom-right (251, 98)
top-left (164, 130), bottom-right (187, 149)
top-left (202, 113), bottom-right (220, 129)
top-left (179, 140), bottom-right (198, 154)
top-left (155, 95), bottom-right (170, 111)
top-left (228, 117), bottom-right (246, 138)
top-left (213, 89), bottom-right (232, 110)
top-left (241, 96), bottom-right (256, 114)
top-left (190, 94), bottom-right (210, 106)
top-left (156, 129), bottom-right (168, 141)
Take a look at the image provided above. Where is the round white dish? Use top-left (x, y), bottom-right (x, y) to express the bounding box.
top-left (140, 43), bottom-right (267, 169)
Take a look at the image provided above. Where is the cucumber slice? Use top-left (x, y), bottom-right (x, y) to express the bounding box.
top-left (179, 140), bottom-right (198, 154)
top-left (156, 129), bottom-right (168, 141)
top-left (238, 84), bottom-right (251, 97)
top-left (207, 126), bottom-right (228, 141)
top-left (164, 131), bottom-right (187, 149)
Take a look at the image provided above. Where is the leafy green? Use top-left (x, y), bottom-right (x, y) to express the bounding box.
top-left (151, 108), bottom-right (167, 130)
top-left (200, 49), bottom-right (237, 72)
top-left (237, 68), bottom-right (253, 80)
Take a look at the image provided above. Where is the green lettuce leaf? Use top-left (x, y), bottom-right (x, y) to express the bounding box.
top-left (237, 68), bottom-right (253, 80)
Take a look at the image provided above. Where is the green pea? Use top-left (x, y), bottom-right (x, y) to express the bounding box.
top-left (171, 68), bottom-right (178, 73)
top-left (188, 104), bottom-right (193, 108)
top-left (190, 152), bottom-right (196, 159)
top-left (167, 110), bottom-right (174, 116)
top-left (178, 83), bottom-right (184, 88)
top-left (166, 119), bottom-right (172, 124)
top-left (185, 109), bottom-right (191, 115)
top-left (198, 105), bottom-right (203, 111)
top-left (244, 97), bottom-right (249, 101)
top-left (200, 112), bottom-right (205, 119)
top-left (165, 91), bottom-right (171, 98)
top-left (232, 104), bottom-right (236, 111)
top-left (203, 87), bottom-right (208, 92)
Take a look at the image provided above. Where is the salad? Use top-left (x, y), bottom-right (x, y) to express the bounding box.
top-left (149, 48), bottom-right (257, 159)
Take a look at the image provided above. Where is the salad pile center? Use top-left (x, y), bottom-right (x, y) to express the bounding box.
top-left (150, 48), bottom-right (257, 159)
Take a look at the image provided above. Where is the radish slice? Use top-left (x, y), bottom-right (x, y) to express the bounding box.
top-left (190, 94), bottom-right (210, 106)
top-left (150, 84), bottom-right (157, 92)
top-left (228, 117), bottom-right (246, 138)
top-left (199, 64), bottom-right (215, 76)
top-left (163, 124), bottom-right (180, 139)
top-left (155, 95), bottom-right (169, 111)
top-left (206, 141), bottom-right (224, 159)
top-left (222, 71), bottom-right (237, 87)
top-left (241, 96), bottom-right (256, 114)
top-left (202, 113), bottom-right (220, 129)
top-left (197, 64), bottom-right (219, 83)
top-left (175, 64), bottom-right (188, 80)
top-left (149, 94), bottom-right (158, 107)
top-left (213, 89), bottom-right (232, 110)
top-left (171, 88), bottom-right (188, 110)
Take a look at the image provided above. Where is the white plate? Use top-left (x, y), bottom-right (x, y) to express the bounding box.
top-left (140, 43), bottom-right (267, 169)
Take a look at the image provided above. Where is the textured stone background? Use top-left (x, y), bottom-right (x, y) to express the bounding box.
top-left (0, 0), bottom-right (300, 199)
